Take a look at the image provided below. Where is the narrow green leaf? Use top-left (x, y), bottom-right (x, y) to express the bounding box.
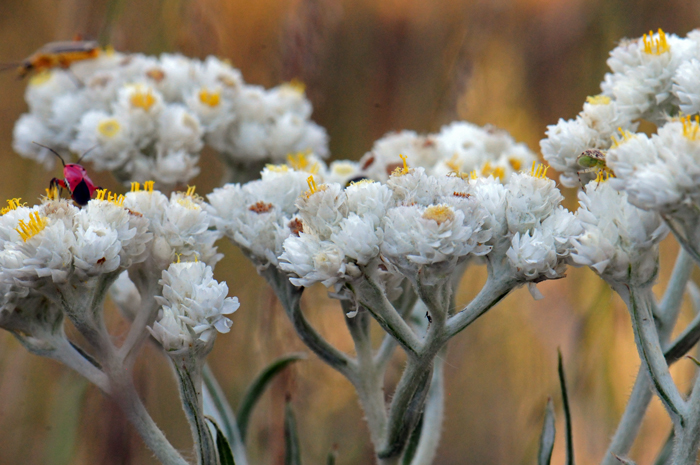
top-left (326, 446), bottom-right (338, 465)
top-left (653, 430), bottom-right (674, 465)
top-left (401, 413), bottom-right (424, 465)
top-left (285, 397), bottom-right (302, 465)
top-left (206, 416), bottom-right (236, 465)
top-left (558, 349), bottom-right (575, 465)
top-left (237, 353), bottom-right (306, 441)
top-left (537, 398), bottom-right (556, 465)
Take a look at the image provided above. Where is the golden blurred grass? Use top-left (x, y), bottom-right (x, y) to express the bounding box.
top-left (1, 0), bottom-right (700, 463)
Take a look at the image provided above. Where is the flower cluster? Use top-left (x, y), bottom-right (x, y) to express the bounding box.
top-left (0, 192), bottom-right (150, 337)
top-left (571, 181), bottom-right (668, 287)
top-left (211, 156), bottom-right (580, 297)
top-left (541, 29), bottom-right (700, 187)
top-left (149, 260), bottom-right (239, 355)
top-left (13, 50), bottom-right (328, 187)
top-left (356, 121), bottom-right (537, 183)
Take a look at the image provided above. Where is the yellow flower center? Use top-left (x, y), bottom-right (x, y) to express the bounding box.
top-left (1, 198), bottom-right (25, 215)
top-left (642, 28), bottom-right (669, 55)
top-left (129, 88), bottom-right (156, 111)
top-left (331, 162), bottom-right (356, 177)
top-left (15, 212), bottom-right (48, 242)
top-left (586, 95), bottom-right (612, 105)
top-left (507, 157), bottom-right (522, 171)
top-left (446, 153), bottom-right (460, 173)
top-left (304, 176), bottom-right (327, 198)
top-left (391, 154), bottom-right (410, 177)
top-left (610, 127), bottom-right (634, 148)
top-left (287, 151), bottom-right (319, 173)
top-left (265, 164), bottom-right (289, 173)
top-left (681, 115), bottom-right (700, 141)
top-left (144, 180), bottom-right (155, 192)
top-left (95, 189), bottom-right (125, 206)
top-left (530, 161), bottom-right (550, 179)
top-left (130, 182), bottom-right (141, 192)
top-left (283, 78), bottom-right (306, 94)
top-left (199, 88), bottom-right (221, 107)
top-left (98, 118), bottom-right (121, 138)
top-left (29, 70), bottom-right (53, 86)
top-left (422, 205), bottom-right (454, 225)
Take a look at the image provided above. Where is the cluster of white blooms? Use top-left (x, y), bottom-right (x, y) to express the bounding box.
top-left (571, 181), bottom-right (668, 286)
top-left (501, 166), bottom-right (582, 289)
top-left (13, 49), bottom-right (328, 188)
top-left (211, 155), bottom-right (580, 297)
top-left (122, 182), bottom-right (222, 271)
top-left (604, 118), bottom-right (700, 214)
top-left (356, 122), bottom-right (537, 184)
top-left (207, 165), bottom-right (311, 269)
top-left (0, 193), bottom-right (150, 325)
top-left (541, 29), bottom-right (700, 187)
top-left (149, 261), bottom-right (239, 355)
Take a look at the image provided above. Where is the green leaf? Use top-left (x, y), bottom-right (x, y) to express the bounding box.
top-left (326, 446), bottom-right (338, 465)
top-left (401, 413), bottom-right (424, 465)
top-left (285, 397), bottom-right (302, 465)
top-left (206, 416), bottom-right (236, 465)
top-left (237, 353), bottom-right (306, 441)
top-left (558, 349), bottom-right (575, 465)
top-left (537, 398), bottom-right (556, 465)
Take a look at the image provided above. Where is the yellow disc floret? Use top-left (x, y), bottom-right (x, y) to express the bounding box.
top-left (1, 198), bottom-right (25, 215)
top-left (681, 115), bottom-right (700, 141)
top-left (586, 95), bottom-right (612, 105)
top-left (98, 118), bottom-right (121, 138)
top-left (144, 180), bottom-right (155, 192)
top-left (198, 88), bottom-right (221, 108)
top-left (611, 127), bottom-right (634, 148)
top-left (286, 151), bottom-right (319, 173)
top-left (129, 86), bottom-right (156, 111)
top-left (391, 154), bottom-right (410, 177)
top-left (15, 212), bottom-right (49, 242)
top-left (530, 161), bottom-right (550, 179)
top-left (304, 176), bottom-right (327, 198)
top-left (642, 28), bottom-right (669, 55)
top-left (283, 78), bottom-right (306, 94)
top-left (422, 205), bottom-right (455, 225)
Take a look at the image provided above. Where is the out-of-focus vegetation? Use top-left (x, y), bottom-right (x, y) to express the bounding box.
top-left (0, 0), bottom-right (700, 463)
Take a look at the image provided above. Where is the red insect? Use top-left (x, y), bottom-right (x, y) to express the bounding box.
top-left (35, 143), bottom-right (100, 206)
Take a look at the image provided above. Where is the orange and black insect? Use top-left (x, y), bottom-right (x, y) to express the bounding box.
top-left (1, 40), bottom-right (100, 79)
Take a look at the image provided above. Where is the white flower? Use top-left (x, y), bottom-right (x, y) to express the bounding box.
top-left (124, 188), bottom-right (221, 269)
top-left (71, 111), bottom-right (135, 170)
top-left (381, 203), bottom-right (490, 283)
top-left (571, 182), bottom-right (667, 286)
top-left (673, 58), bottom-right (700, 115)
top-left (109, 271), bottom-right (141, 320)
top-left (71, 200), bottom-right (151, 278)
top-left (607, 120), bottom-right (700, 215)
top-left (505, 171), bottom-right (563, 235)
top-left (279, 233), bottom-right (347, 288)
top-left (207, 168), bottom-right (311, 267)
top-left (150, 261), bottom-right (239, 354)
top-left (330, 214), bottom-right (383, 266)
top-left (296, 182), bottom-right (347, 240)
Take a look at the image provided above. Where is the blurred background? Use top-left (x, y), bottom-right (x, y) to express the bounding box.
top-left (1, 0), bottom-right (700, 463)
